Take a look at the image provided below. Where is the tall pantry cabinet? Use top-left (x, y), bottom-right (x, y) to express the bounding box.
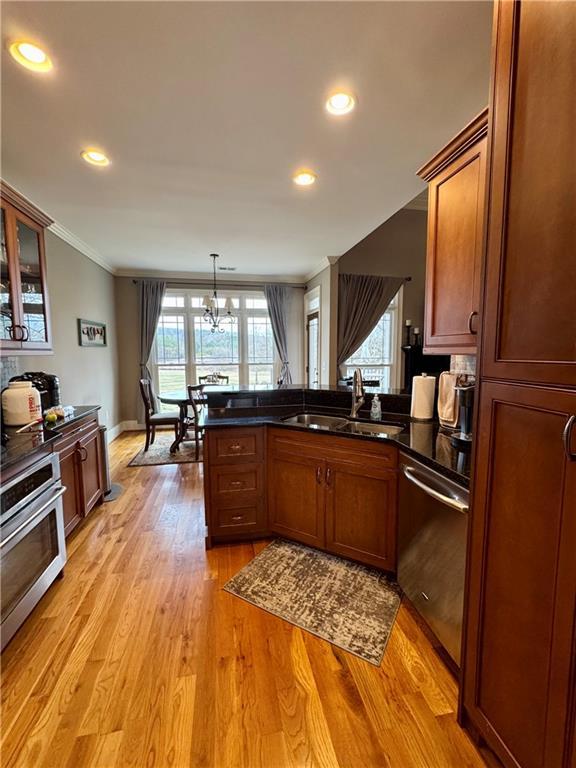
top-left (460, 3), bottom-right (576, 768)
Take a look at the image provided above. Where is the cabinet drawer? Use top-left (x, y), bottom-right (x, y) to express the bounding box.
top-left (210, 463), bottom-right (263, 502)
top-left (54, 417), bottom-right (99, 453)
top-left (212, 499), bottom-right (266, 535)
top-left (209, 428), bottom-right (264, 464)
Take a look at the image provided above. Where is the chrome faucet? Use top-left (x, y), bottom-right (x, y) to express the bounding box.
top-left (350, 368), bottom-right (365, 418)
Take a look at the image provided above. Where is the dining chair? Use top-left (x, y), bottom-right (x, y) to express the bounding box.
top-left (198, 373), bottom-right (229, 385)
top-left (139, 379), bottom-right (181, 452)
top-left (186, 384), bottom-right (207, 461)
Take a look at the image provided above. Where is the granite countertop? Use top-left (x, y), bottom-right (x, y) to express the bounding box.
top-left (1, 406), bottom-right (101, 472)
top-left (204, 409), bottom-right (470, 487)
top-left (200, 382), bottom-right (408, 396)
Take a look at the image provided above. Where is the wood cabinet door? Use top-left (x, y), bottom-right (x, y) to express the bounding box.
top-left (268, 451), bottom-right (325, 549)
top-left (324, 459), bottom-right (397, 571)
top-left (78, 428), bottom-right (103, 515)
top-left (463, 381), bottom-right (576, 768)
top-left (481, 0), bottom-right (576, 386)
top-left (423, 135), bottom-right (486, 354)
top-left (58, 442), bottom-right (83, 537)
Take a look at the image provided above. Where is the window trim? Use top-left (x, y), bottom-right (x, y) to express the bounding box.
top-left (152, 287), bottom-right (280, 393)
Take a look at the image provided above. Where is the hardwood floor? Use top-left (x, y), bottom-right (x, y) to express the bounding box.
top-left (1, 432), bottom-right (493, 768)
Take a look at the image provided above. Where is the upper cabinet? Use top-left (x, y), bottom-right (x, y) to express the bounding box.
top-left (417, 109), bottom-right (488, 355)
top-left (0, 182), bottom-right (53, 352)
top-left (480, 2), bottom-right (576, 388)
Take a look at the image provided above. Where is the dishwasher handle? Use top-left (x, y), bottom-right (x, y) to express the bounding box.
top-left (402, 466), bottom-right (469, 514)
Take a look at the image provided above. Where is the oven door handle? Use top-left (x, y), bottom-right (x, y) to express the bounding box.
top-left (402, 466), bottom-right (468, 514)
top-left (0, 487), bottom-right (66, 550)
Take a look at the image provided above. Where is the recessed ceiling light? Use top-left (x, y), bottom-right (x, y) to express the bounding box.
top-left (81, 149), bottom-right (111, 167)
top-left (326, 92), bottom-right (356, 116)
top-left (293, 169), bottom-right (317, 187)
top-left (9, 40), bottom-right (53, 73)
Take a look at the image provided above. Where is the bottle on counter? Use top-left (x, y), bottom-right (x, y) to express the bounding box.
top-left (1, 381), bottom-right (42, 426)
top-left (370, 393), bottom-right (382, 421)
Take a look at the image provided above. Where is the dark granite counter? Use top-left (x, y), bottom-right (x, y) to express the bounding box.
top-left (1, 406), bottom-right (101, 473)
top-left (203, 387), bottom-right (469, 486)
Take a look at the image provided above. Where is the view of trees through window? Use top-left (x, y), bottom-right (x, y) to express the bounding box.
top-left (344, 291), bottom-right (400, 388)
top-left (152, 291), bottom-right (277, 404)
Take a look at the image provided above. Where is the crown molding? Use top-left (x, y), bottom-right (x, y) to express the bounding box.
top-left (48, 222), bottom-right (116, 274)
top-left (417, 106), bottom-right (489, 182)
top-left (114, 267), bottom-right (307, 285)
top-left (0, 181), bottom-right (53, 227)
top-left (303, 255), bottom-right (340, 284)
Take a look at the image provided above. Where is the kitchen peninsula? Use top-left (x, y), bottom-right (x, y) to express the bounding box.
top-left (202, 384), bottom-right (470, 555)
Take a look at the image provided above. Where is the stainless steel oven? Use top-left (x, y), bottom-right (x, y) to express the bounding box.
top-left (1, 453), bottom-right (67, 651)
top-left (398, 454), bottom-right (469, 666)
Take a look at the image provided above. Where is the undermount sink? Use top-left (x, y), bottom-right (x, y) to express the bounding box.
top-left (281, 413), bottom-right (405, 437)
top-left (281, 413), bottom-right (349, 430)
top-left (338, 421), bottom-right (405, 437)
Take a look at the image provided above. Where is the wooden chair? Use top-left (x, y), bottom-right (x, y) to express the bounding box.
top-left (139, 379), bottom-right (180, 452)
top-left (198, 373), bottom-right (229, 385)
top-left (186, 384), bottom-right (207, 461)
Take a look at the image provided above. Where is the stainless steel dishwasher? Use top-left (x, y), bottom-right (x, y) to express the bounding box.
top-left (398, 454), bottom-right (469, 666)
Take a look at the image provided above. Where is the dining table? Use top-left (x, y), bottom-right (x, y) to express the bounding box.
top-left (158, 389), bottom-right (210, 453)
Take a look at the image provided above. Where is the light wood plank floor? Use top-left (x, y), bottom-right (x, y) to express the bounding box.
top-left (1, 432), bottom-right (494, 768)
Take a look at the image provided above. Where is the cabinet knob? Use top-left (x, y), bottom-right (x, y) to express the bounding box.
top-left (230, 443), bottom-right (242, 451)
top-left (231, 515), bottom-right (244, 522)
top-left (229, 480), bottom-right (243, 487)
top-left (316, 466), bottom-right (322, 484)
top-left (326, 467), bottom-right (332, 487)
top-left (467, 311), bottom-right (479, 335)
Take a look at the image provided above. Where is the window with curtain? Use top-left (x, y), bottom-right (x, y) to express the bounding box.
top-left (344, 289), bottom-right (401, 388)
top-left (152, 289), bottom-right (278, 403)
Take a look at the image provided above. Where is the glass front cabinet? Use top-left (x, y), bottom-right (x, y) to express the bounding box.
top-left (0, 182), bottom-right (52, 352)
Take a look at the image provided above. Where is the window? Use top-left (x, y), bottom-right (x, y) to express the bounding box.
top-left (152, 289), bottom-right (278, 403)
top-left (344, 289), bottom-right (402, 389)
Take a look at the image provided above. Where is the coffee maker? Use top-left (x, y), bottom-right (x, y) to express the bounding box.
top-left (9, 372), bottom-right (61, 413)
top-left (450, 382), bottom-right (475, 451)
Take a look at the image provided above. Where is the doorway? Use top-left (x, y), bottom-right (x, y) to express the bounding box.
top-left (306, 311), bottom-right (319, 386)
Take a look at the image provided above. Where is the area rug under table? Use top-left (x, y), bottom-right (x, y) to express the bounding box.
top-left (224, 539), bottom-right (401, 666)
top-left (128, 434), bottom-right (201, 466)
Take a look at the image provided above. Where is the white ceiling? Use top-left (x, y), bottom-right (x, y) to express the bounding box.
top-left (1, 1), bottom-right (492, 279)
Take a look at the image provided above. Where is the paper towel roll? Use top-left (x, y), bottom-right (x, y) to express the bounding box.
top-left (410, 374), bottom-right (436, 421)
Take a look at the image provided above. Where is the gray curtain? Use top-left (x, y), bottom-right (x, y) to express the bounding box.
top-left (138, 279), bottom-right (166, 381)
top-left (337, 274), bottom-right (405, 377)
top-left (264, 284), bottom-right (293, 385)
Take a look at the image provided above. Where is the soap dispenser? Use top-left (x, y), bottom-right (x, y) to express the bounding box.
top-left (370, 394), bottom-right (382, 421)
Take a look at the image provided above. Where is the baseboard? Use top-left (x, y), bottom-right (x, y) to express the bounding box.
top-left (107, 423), bottom-right (124, 443)
top-left (108, 420), bottom-right (178, 440)
top-left (120, 420), bottom-right (145, 432)
top-left (106, 420), bottom-right (144, 442)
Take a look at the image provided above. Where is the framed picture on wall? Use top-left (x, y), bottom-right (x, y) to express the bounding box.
top-left (77, 318), bottom-right (107, 347)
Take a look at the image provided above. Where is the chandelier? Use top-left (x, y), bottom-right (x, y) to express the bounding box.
top-left (202, 253), bottom-right (234, 333)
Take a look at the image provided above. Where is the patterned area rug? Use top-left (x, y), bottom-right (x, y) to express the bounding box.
top-left (128, 434), bottom-right (202, 466)
top-left (224, 539), bottom-right (401, 665)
